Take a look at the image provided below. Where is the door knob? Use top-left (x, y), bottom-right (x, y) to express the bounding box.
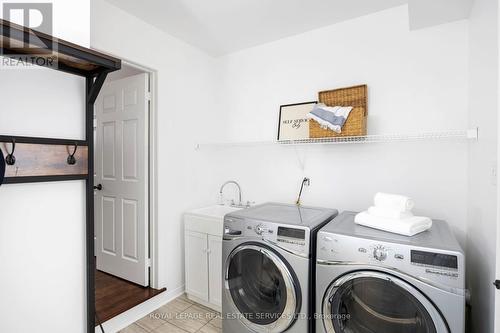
top-left (94, 184), bottom-right (103, 191)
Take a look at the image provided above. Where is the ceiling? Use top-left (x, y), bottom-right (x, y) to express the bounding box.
top-left (104, 0), bottom-right (408, 56)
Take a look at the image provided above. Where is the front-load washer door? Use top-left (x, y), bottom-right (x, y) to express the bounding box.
top-left (225, 243), bottom-right (300, 333)
top-left (322, 271), bottom-right (448, 333)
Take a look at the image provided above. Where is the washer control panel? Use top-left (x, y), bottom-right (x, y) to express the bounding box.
top-left (224, 217), bottom-right (310, 255)
top-left (317, 231), bottom-right (464, 289)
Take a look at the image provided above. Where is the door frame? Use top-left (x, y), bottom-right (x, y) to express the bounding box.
top-left (94, 56), bottom-right (160, 290)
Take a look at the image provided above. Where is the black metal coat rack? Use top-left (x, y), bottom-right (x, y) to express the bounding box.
top-left (0, 19), bottom-right (121, 332)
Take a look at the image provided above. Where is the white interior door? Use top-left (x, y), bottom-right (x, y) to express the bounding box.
top-left (95, 73), bottom-right (149, 286)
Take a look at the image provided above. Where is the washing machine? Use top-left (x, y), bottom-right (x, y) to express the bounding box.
top-left (316, 211), bottom-right (465, 333)
top-left (222, 203), bottom-right (338, 333)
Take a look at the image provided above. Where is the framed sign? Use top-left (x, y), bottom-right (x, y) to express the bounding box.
top-left (277, 101), bottom-right (317, 141)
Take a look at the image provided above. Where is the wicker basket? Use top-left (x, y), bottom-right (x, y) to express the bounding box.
top-left (309, 84), bottom-right (368, 138)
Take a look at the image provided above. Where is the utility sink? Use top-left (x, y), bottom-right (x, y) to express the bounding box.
top-left (188, 205), bottom-right (242, 219)
top-left (184, 205), bottom-right (243, 236)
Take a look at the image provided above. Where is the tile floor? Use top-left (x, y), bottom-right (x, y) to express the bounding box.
top-left (119, 294), bottom-right (222, 333)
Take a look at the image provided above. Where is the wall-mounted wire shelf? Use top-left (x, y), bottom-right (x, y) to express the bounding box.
top-left (195, 128), bottom-right (478, 150)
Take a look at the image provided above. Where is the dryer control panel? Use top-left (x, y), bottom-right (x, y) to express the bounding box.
top-left (224, 217), bottom-right (311, 256)
top-left (317, 231), bottom-right (465, 290)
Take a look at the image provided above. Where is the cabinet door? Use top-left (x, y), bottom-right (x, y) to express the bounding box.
top-left (208, 235), bottom-right (223, 308)
top-left (185, 231), bottom-right (209, 302)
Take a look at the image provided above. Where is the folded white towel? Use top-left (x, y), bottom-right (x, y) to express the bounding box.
top-left (368, 206), bottom-right (414, 219)
top-left (354, 211), bottom-right (432, 236)
top-left (374, 192), bottom-right (415, 213)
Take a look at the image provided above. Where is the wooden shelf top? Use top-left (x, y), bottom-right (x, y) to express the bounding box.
top-left (0, 19), bottom-right (121, 76)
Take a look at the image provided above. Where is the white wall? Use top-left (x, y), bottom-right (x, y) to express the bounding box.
top-left (0, 1), bottom-right (90, 333)
top-left (467, 0), bottom-right (498, 332)
top-left (206, 5), bottom-right (470, 243)
top-left (91, 0), bottom-right (219, 295)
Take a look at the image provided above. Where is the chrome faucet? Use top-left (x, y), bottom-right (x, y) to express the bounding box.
top-left (220, 180), bottom-right (243, 207)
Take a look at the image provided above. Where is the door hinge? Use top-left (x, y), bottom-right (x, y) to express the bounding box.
top-left (147, 258), bottom-right (152, 267)
top-left (494, 280), bottom-right (500, 290)
top-left (146, 92), bottom-right (152, 101)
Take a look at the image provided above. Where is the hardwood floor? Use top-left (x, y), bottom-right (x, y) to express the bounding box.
top-left (96, 268), bottom-right (166, 323)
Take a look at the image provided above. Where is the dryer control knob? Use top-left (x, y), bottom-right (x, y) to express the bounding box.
top-left (373, 246), bottom-right (388, 261)
top-left (255, 224), bottom-right (267, 235)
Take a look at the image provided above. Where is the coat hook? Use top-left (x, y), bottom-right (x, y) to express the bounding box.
top-left (5, 139), bottom-right (16, 166)
top-left (67, 143), bottom-right (77, 165)
top-left (0, 147), bottom-right (5, 186)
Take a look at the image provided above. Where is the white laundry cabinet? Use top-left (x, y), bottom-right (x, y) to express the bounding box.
top-left (184, 206), bottom-right (240, 311)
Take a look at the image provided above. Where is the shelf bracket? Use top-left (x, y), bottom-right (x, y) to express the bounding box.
top-left (87, 72), bottom-right (109, 105)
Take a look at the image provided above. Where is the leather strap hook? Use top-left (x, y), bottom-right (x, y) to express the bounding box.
top-left (5, 139), bottom-right (16, 166)
top-left (67, 142), bottom-right (78, 165)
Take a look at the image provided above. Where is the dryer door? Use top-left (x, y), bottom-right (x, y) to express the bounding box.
top-left (322, 271), bottom-right (448, 333)
top-left (225, 243), bottom-right (300, 333)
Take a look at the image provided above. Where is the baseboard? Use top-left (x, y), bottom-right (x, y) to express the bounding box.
top-left (95, 285), bottom-right (185, 333)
